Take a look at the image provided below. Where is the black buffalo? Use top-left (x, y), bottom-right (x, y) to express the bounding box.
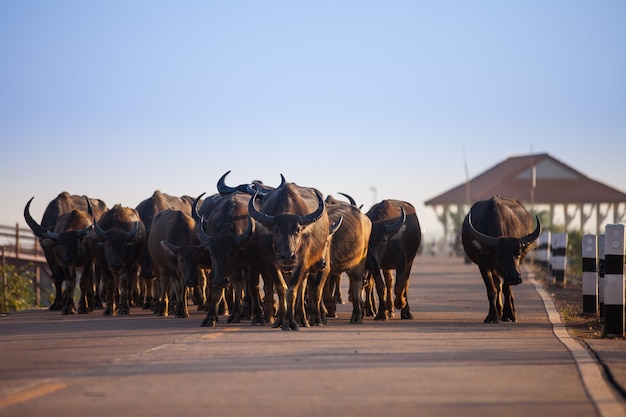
top-left (23, 192), bottom-right (107, 311)
top-left (91, 205), bottom-right (146, 316)
top-left (366, 200), bottom-right (422, 321)
top-left (461, 196), bottom-right (541, 323)
top-left (197, 192), bottom-right (257, 327)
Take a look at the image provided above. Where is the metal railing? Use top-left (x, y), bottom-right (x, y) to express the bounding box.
top-left (0, 223), bottom-right (45, 261)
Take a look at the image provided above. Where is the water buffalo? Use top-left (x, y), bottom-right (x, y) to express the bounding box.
top-left (91, 204), bottom-right (146, 316)
top-left (24, 196), bottom-right (107, 314)
top-left (461, 196), bottom-right (541, 323)
top-left (135, 190), bottom-right (196, 309)
top-left (196, 192), bottom-right (257, 327)
top-left (366, 200), bottom-right (422, 321)
top-left (316, 201), bottom-right (372, 324)
top-left (23, 193), bottom-right (107, 311)
top-left (248, 179), bottom-right (329, 331)
top-left (148, 209), bottom-right (211, 318)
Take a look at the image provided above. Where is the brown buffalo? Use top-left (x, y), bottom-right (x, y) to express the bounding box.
top-left (249, 179), bottom-right (329, 331)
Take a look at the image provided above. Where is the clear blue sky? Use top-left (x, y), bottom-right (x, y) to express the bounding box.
top-left (1, 1), bottom-right (625, 242)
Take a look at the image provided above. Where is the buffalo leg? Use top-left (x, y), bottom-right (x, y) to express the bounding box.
top-left (348, 271), bottom-right (364, 324)
top-left (480, 265), bottom-right (501, 323)
top-left (202, 286), bottom-right (224, 327)
top-left (78, 264), bottom-right (94, 314)
top-left (394, 262), bottom-right (413, 319)
top-left (62, 267), bottom-right (77, 315)
top-left (501, 284), bottom-right (516, 322)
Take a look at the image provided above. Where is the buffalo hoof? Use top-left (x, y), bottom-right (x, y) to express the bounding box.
top-left (350, 314), bottom-right (363, 324)
top-left (250, 315), bottom-right (265, 326)
top-left (49, 302), bottom-right (63, 311)
top-left (483, 314), bottom-right (500, 324)
top-left (201, 316), bottom-right (218, 327)
top-left (401, 307), bottom-right (413, 320)
top-left (227, 313), bottom-right (241, 324)
top-left (103, 307), bottom-right (116, 316)
top-left (77, 305), bottom-right (89, 314)
top-left (282, 320), bottom-right (299, 331)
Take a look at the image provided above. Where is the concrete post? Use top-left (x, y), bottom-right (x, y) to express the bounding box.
top-left (551, 232), bottom-right (568, 285)
top-left (603, 224), bottom-right (625, 338)
top-left (598, 234), bottom-right (605, 318)
top-left (581, 234), bottom-right (598, 314)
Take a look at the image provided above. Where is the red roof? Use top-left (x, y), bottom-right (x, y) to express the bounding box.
top-left (424, 153), bottom-right (626, 206)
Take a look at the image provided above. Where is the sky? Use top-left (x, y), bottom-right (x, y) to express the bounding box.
top-left (1, 0), bottom-right (625, 243)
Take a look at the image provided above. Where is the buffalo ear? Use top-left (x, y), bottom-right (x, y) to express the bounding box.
top-left (41, 238), bottom-right (56, 248)
top-left (471, 240), bottom-right (487, 254)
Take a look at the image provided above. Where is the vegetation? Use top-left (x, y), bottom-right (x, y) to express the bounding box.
top-left (0, 263), bottom-right (35, 313)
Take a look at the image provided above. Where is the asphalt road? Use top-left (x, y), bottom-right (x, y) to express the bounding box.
top-left (1, 255), bottom-right (624, 417)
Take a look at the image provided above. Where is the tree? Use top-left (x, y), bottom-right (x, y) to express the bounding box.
top-left (0, 263), bottom-right (35, 313)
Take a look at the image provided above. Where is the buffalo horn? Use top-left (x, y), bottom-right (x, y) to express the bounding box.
top-left (24, 197), bottom-right (57, 240)
top-left (467, 212), bottom-right (499, 248)
top-left (192, 192), bottom-right (206, 222)
top-left (248, 191), bottom-right (275, 226)
top-left (126, 222), bottom-right (139, 239)
top-left (520, 215), bottom-right (542, 247)
top-left (94, 219), bottom-right (108, 240)
top-left (234, 217), bottom-right (255, 245)
top-left (297, 190), bottom-right (325, 226)
top-left (217, 171), bottom-right (238, 195)
top-left (161, 240), bottom-right (180, 254)
top-left (338, 192), bottom-right (357, 206)
top-left (385, 206), bottom-right (406, 233)
top-left (197, 216), bottom-right (211, 245)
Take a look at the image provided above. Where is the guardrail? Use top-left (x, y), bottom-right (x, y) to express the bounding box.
top-left (0, 223), bottom-right (45, 261)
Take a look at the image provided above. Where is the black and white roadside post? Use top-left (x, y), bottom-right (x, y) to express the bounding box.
top-left (535, 231), bottom-right (551, 269)
top-left (551, 232), bottom-right (568, 285)
top-left (582, 234), bottom-right (598, 314)
top-left (603, 224), bottom-right (625, 338)
top-left (598, 234), bottom-right (606, 318)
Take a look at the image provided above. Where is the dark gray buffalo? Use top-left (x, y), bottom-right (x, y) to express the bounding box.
top-left (366, 199), bottom-right (421, 321)
top-left (91, 205), bottom-right (146, 316)
top-left (148, 209), bottom-right (211, 318)
top-left (461, 196), bottom-right (541, 323)
top-left (196, 192), bottom-right (257, 327)
top-left (248, 179), bottom-right (329, 331)
top-left (24, 196), bottom-right (107, 314)
top-left (23, 192), bottom-right (107, 311)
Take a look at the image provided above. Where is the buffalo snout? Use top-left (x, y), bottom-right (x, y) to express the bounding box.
top-left (504, 274), bottom-right (523, 286)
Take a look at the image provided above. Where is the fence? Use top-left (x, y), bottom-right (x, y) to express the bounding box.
top-left (0, 223), bottom-right (49, 306)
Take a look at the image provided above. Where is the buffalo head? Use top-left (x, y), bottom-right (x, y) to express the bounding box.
top-left (248, 189), bottom-right (325, 270)
top-left (467, 213), bottom-right (541, 285)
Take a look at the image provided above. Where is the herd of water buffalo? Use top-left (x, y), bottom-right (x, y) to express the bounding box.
top-left (23, 172), bottom-right (541, 329)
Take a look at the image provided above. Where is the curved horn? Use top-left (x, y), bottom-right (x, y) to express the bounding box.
top-left (197, 216), bottom-right (211, 245)
top-left (161, 240), bottom-right (180, 254)
top-left (217, 171), bottom-right (238, 196)
top-left (192, 192), bottom-right (206, 222)
top-left (385, 206), bottom-right (406, 233)
top-left (248, 191), bottom-right (275, 226)
top-left (94, 219), bottom-right (108, 240)
top-left (85, 196), bottom-right (93, 217)
top-left (520, 215), bottom-right (542, 246)
top-left (277, 174), bottom-right (286, 189)
top-left (24, 197), bottom-right (55, 239)
top-left (298, 190), bottom-right (325, 226)
top-left (76, 224), bottom-right (94, 237)
top-left (467, 212), bottom-right (498, 248)
top-left (329, 216), bottom-right (343, 235)
top-left (234, 217), bottom-right (255, 245)
top-left (126, 222), bottom-right (139, 239)
top-left (338, 192), bottom-right (357, 206)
